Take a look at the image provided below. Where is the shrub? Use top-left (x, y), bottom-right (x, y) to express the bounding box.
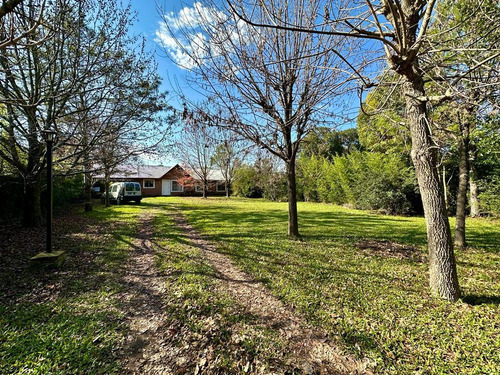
top-left (262, 171), bottom-right (287, 202)
top-left (52, 174), bottom-right (85, 208)
top-left (479, 176), bottom-right (500, 216)
top-left (232, 165), bottom-right (262, 198)
top-left (297, 152), bottom-right (420, 215)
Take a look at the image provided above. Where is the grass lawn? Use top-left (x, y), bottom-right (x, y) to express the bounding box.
top-left (1, 197), bottom-right (498, 374)
top-left (157, 196), bottom-right (500, 374)
top-left (0, 204), bottom-right (146, 374)
top-left (150, 207), bottom-right (293, 373)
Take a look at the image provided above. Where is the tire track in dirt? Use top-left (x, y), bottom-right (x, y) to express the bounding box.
top-left (119, 212), bottom-right (178, 374)
top-left (171, 212), bottom-right (374, 375)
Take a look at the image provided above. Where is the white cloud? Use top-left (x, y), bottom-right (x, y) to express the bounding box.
top-left (156, 2), bottom-right (223, 69)
top-left (155, 2), bottom-right (252, 71)
top-left (164, 2), bottom-right (226, 31)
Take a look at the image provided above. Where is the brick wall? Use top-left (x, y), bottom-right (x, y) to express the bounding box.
top-left (115, 165), bottom-right (225, 197)
top-left (140, 179), bottom-right (162, 196)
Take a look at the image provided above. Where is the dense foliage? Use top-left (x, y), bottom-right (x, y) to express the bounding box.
top-left (297, 152), bottom-right (421, 215)
top-left (232, 158), bottom-right (288, 201)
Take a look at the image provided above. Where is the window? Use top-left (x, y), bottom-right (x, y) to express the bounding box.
top-left (216, 181), bottom-right (226, 192)
top-left (171, 180), bottom-right (183, 192)
top-left (143, 179), bottom-right (155, 189)
top-left (195, 184), bottom-right (203, 193)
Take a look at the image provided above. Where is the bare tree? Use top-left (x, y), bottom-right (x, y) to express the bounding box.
top-left (432, 0), bottom-right (500, 249)
top-left (176, 106), bottom-right (219, 198)
top-left (0, 0), bottom-right (46, 49)
top-left (211, 132), bottom-right (249, 198)
top-left (0, 0), bottom-right (22, 19)
top-left (0, 0), bottom-right (171, 224)
top-left (0, 0), bottom-right (84, 226)
top-left (158, 0), bottom-right (356, 237)
top-left (228, 0), bottom-right (500, 301)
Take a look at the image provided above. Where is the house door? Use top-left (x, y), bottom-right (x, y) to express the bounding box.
top-left (161, 179), bottom-right (172, 196)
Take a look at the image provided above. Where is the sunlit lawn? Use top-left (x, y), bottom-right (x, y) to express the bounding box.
top-left (1, 197), bottom-right (498, 374)
top-left (153, 196), bottom-right (500, 374)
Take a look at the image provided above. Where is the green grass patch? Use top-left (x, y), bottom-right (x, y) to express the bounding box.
top-left (0, 203), bottom-right (146, 374)
top-left (149, 206), bottom-right (291, 373)
top-left (158, 196), bottom-right (500, 374)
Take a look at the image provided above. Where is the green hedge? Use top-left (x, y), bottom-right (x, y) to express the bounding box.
top-left (297, 152), bottom-right (421, 215)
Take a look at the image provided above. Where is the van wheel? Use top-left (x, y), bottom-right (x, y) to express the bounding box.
top-left (135, 200), bottom-right (141, 204)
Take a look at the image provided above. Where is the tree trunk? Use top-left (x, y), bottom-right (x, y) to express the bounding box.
top-left (22, 174), bottom-right (42, 227)
top-left (469, 148), bottom-right (480, 217)
top-left (84, 164), bottom-right (92, 212)
top-left (402, 72), bottom-right (460, 302)
top-left (454, 122), bottom-right (470, 249)
top-left (442, 165), bottom-right (448, 212)
top-left (105, 173), bottom-right (111, 207)
top-left (286, 159), bottom-right (299, 239)
top-left (83, 130), bottom-right (92, 212)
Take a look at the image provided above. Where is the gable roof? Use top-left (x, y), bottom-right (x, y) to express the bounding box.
top-left (104, 165), bottom-right (174, 179)
top-left (95, 164), bottom-right (225, 181)
top-left (197, 168), bottom-right (225, 181)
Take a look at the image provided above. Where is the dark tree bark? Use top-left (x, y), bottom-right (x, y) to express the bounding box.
top-left (104, 173), bottom-right (111, 207)
top-left (0, 0), bottom-right (23, 19)
top-left (286, 158), bottom-right (299, 238)
top-left (83, 133), bottom-right (93, 212)
top-left (454, 121), bottom-right (470, 249)
top-left (84, 169), bottom-right (93, 212)
top-left (402, 71), bottom-right (460, 301)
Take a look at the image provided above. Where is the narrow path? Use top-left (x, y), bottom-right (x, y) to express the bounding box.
top-left (117, 209), bottom-right (373, 374)
top-left (119, 212), bottom-right (176, 374)
top-left (172, 212), bottom-right (373, 375)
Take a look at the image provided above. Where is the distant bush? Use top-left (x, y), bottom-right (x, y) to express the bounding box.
top-left (261, 171), bottom-right (287, 202)
top-left (232, 163), bottom-right (288, 201)
top-left (479, 176), bottom-right (500, 216)
top-left (232, 165), bottom-right (263, 198)
top-left (297, 152), bottom-right (421, 215)
top-left (53, 174), bottom-right (85, 208)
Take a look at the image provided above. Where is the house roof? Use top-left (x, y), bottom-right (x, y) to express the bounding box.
top-left (192, 168), bottom-right (225, 181)
top-left (95, 164), bottom-right (225, 181)
top-left (94, 165), bottom-right (174, 180)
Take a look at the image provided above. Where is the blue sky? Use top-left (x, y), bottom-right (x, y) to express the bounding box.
top-left (127, 1), bottom-right (199, 165)
top-left (128, 0), bottom-right (363, 118)
top-left (128, 0), bottom-right (186, 101)
top-left (126, 0), bottom-right (363, 165)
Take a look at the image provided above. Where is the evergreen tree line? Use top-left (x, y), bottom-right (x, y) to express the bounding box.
top-left (232, 123), bottom-right (499, 217)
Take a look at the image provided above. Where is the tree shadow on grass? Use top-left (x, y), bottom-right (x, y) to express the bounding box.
top-left (462, 294), bottom-right (500, 306)
top-left (167, 200), bottom-right (430, 248)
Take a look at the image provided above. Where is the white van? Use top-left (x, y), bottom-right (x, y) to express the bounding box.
top-left (107, 182), bottom-right (142, 204)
